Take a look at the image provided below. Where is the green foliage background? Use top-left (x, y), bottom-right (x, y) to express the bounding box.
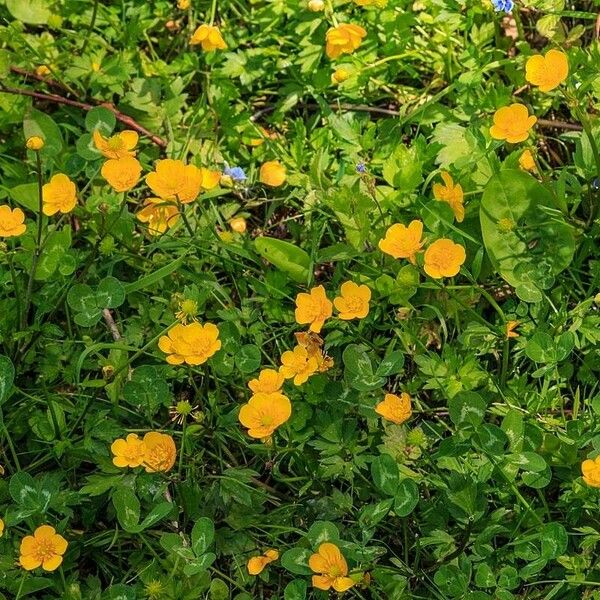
top-left (1, 0), bottom-right (600, 598)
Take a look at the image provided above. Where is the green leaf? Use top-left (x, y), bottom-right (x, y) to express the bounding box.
top-left (122, 366), bottom-right (171, 417)
top-left (280, 548), bottom-right (313, 575)
top-left (254, 237), bottom-right (311, 284)
top-left (343, 344), bottom-right (385, 391)
top-left (183, 552), bottom-right (216, 575)
top-left (359, 498), bottom-right (394, 528)
top-left (85, 107), bottom-right (116, 134)
top-left (480, 170), bottom-right (575, 303)
top-left (284, 580), bottom-right (307, 600)
top-left (0, 355), bottom-right (15, 406)
top-left (191, 517), bottom-right (215, 556)
top-left (124, 254), bottom-right (188, 294)
top-left (394, 479), bottom-right (419, 517)
top-left (540, 522), bottom-right (568, 559)
top-left (448, 392), bottom-right (486, 427)
top-left (371, 454), bottom-right (399, 496)
top-left (36, 229), bottom-right (72, 281)
top-left (382, 143), bottom-right (422, 191)
top-left (501, 410), bottom-right (524, 452)
top-left (235, 344), bottom-right (262, 374)
top-left (306, 521), bottom-right (339, 547)
top-left (5, 0), bottom-right (51, 25)
top-left (96, 276), bottom-right (126, 309)
top-left (112, 488), bottom-right (141, 532)
top-left (10, 183), bottom-right (39, 212)
top-left (112, 488), bottom-right (171, 533)
top-left (23, 108), bottom-right (64, 157)
top-left (376, 350), bottom-right (405, 377)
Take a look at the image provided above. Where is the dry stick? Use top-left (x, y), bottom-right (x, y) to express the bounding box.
top-left (102, 309), bottom-right (122, 342)
top-left (0, 82), bottom-right (167, 148)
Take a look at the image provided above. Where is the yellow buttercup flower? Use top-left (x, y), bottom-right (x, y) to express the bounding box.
top-left (177, 0), bottom-right (191, 8)
top-left (490, 104), bottom-right (537, 144)
top-left (229, 216), bottom-right (247, 233)
top-left (247, 549), bottom-right (279, 575)
top-left (19, 525), bottom-right (68, 572)
top-left (308, 0), bottom-right (325, 10)
top-left (248, 368), bottom-right (285, 395)
top-left (433, 172), bottom-right (464, 222)
top-left (334, 281), bottom-right (371, 320)
top-left (525, 49), bottom-right (568, 93)
top-left (309, 542), bottom-right (355, 593)
top-left (142, 431), bottom-right (177, 473)
top-left (506, 320), bottom-right (520, 339)
top-left (158, 322), bottom-right (221, 365)
top-left (101, 156), bottom-right (142, 192)
top-left (331, 68), bottom-right (350, 84)
top-left (325, 24), bottom-right (367, 60)
top-left (519, 149), bottom-right (537, 172)
top-left (26, 136), bottom-right (45, 151)
top-left (375, 392), bottom-right (412, 425)
top-left (93, 129), bottom-right (138, 159)
top-left (199, 167), bottom-right (221, 190)
top-left (378, 220), bottom-right (423, 264)
top-left (259, 161), bottom-right (287, 187)
top-left (190, 24), bottom-right (227, 51)
top-left (239, 392), bottom-right (292, 439)
top-left (42, 174), bottom-right (77, 216)
top-left (0, 205), bottom-right (27, 237)
top-left (295, 285), bottom-right (333, 333)
top-left (279, 345), bottom-right (319, 385)
top-left (111, 433), bottom-right (146, 468)
top-left (136, 198), bottom-right (180, 236)
top-left (423, 238), bottom-right (466, 279)
top-left (146, 159), bottom-right (205, 204)
top-left (0, 517), bottom-right (4, 538)
top-left (582, 456), bottom-right (600, 487)
top-left (35, 65), bottom-right (51, 77)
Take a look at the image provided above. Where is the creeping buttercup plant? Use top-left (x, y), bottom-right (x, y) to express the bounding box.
top-left (1, 0), bottom-right (600, 598)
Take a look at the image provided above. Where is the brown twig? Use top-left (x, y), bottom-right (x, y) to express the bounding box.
top-left (9, 66), bottom-right (72, 94)
top-left (537, 118), bottom-right (583, 132)
top-left (102, 309), bottom-right (122, 341)
top-left (0, 81), bottom-right (167, 148)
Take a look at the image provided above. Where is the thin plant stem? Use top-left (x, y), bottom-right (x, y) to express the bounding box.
top-left (20, 150), bottom-right (44, 333)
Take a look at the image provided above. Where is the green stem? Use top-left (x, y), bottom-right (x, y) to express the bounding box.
top-left (15, 572), bottom-right (26, 600)
top-left (325, 0), bottom-right (339, 26)
top-left (209, 0), bottom-right (218, 24)
top-left (81, 0), bottom-right (100, 53)
top-left (20, 151), bottom-right (44, 333)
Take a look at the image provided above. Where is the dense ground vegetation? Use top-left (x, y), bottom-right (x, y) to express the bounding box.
top-left (1, 0), bottom-right (600, 598)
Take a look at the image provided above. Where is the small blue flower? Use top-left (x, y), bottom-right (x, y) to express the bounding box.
top-left (356, 162), bottom-right (367, 174)
top-left (492, 0), bottom-right (514, 12)
top-left (224, 165), bottom-right (247, 182)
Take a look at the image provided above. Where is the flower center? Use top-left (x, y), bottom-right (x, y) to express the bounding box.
top-left (345, 297), bottom-right (363, 313)
top-left (34, 539), bottom-right (57, 561)
top-left (107, 136), bottom-right (124, 151)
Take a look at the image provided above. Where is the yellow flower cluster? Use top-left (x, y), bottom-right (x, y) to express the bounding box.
top-left (94, 129), bottom-right (142, 192)
top-left (379, 220), bottom-right (466, 279)
top-left (240, 369), bottom-right (291, 440)
top-left (111, 431), bottom-right (177, 473)
top-left (159, 322), bottom-right (222, 365)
